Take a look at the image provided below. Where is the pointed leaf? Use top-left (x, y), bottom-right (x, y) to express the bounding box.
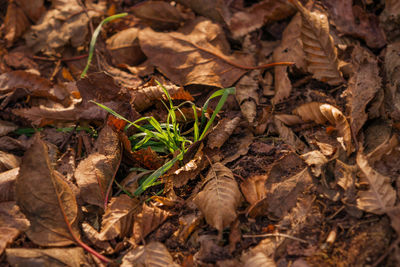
top-left (207, 117), bottom-right (241, 149)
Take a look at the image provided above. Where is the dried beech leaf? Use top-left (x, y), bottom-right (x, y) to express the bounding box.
top-left (207, 117), bottom-right (241, 149)
top-left (121, 242), bottom-right (179, 267)
top-left (174, 0), bottom-right (230, 24)
top-left (335, 160), bottom-right (357, 203)
top-left (129, 147), bottom-right (164, 170)
top-left (384, 42), bottom-right (400, 121)
top-left (367, 135), bottom-right (399, 164)
top-left (132, 83), bottom-right (193, 112)
top-left (356, 153), bottom-right (396, 214)
top-left (106, 28), bottom-right (146, 66)
top-left (3, 1), bottom-right (31, 46)
top-left (6, 247), bottom-right (91, 267)
top-left (222, 131), bottom-right (254, 164)
top-left (235, 71), bottom-right (259, 124)
top-left (274, 114), bottom-right (303, 126)
top-left (344, 46), bottom-right (381, 136)
top-left (380, 0), bottom-right (400, 42)
top-left (131, 1), bottom-right (184, 30)
top-left (133, 203), bottom-right (172, 244)
top-left (75, 125), bottom-right (121, 208)
top-left (138, 18), bottom-right (253, 87)
top-left (193, 163), bottom-right (241, 234)
top-left (300, 150), bottom-right (328, 177)
top-left (243, 252), bottom-right (276, 267)
top-left (271, 66), bottom-right (292, 105)
top-left (0, 120), bottom-right (18, 136)
top-left (15, 135), bottom-right (80, 246)
top-left (81, 223), bottom-right (113, 253)
top-left (228, 0), bottom-right (295, 38)
top-left (24, 1), bottom-right (105, 55)
top-left (274, 116), bottom-right (307, 152)
top-left (290, 0), bottom-right (344, 85)
top-left (98, 195), bottom-right (139, 241)
top-left (0, 168), bottom-right (19, 202)
top-left (293, 102), bottom-right (353, 155)
top-left (240, 175), bottom-right (268, 217)
top-left (0, 151), bottom-right (20, 172)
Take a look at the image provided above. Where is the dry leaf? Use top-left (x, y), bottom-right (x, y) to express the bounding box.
top-left (367, 135), bottom-right (399, 164)
top-left (344, 46), bottom-right (381, 137)
top-left (243, 252), bottom-right (276, 267)
top-left (75, 125), bottom-right (121, 208)
top-left (207, 117), bottom-right (241, 149)
top-left (81, 223), bottom-right (113, 253)
top-left (228, 0), bottom-right (295, 38)
top-left (274, 116), bottom-right (307, 152)
top-left (138, 18), bottom-right (254, 88)
top-left (235, 71), bottom-right (259, 124)
top-left (322, 0), bottom-right (386, 49)
top-left (356, 153), bottom-right (396, 214)
top-left (15, 134), bottom-right (80, 246)
top-left (0, 168), bottom-right (19, 202)
top-left (6, 247), bottom-right (91, 267)
top-left (290, 0), bottom-right (344, 85)
top-left (0, 151), bottom-right (20, 172)
top-left (0, 120), bottom-right (18, 136)
top-left (293, 102), bottom-right (353, 155)
top-left (271, 65), bottom-right (292, 105)
top-left (24, 1), bottom-right (105, 55)
top-left (193, 163), bottom-right (241, 235)
top-left (384, 42), bottom-right (400, 121)
top-left (133, 203), bottom-right (172, 244)
top-left (131, 1), bottom-right (184, 30)
top-left (121, 242), bottom-right (179, 267)
top-left (175, 0), bottom-right (230, 24)
top-left (98, 195), bottom-right (139, 241)
top-left (106, 28), bottom-right (146, 66)
top-left (222, 131), bottom-right (254, 164)
top-left (380, 0), bottom-right (400, 42)
top-left (0, 228), bottom-right (19, 256)
top-left (300, 150), bottom-right (328, 177)
top-left (335, 159), bottom-right (357, 204)
top-left (240, 175), bottom-right (268, 217)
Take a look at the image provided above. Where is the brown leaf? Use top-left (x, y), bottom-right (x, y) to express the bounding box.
top-left (274, 116), bottom-right (307, 152)
top-left (133, 203), bottom-right (171, 244)
top-left (0, 151), bottom-right (20, 172)
top-left (207, 117), bottom-right (241, 149)
top-left (0, 168), bottom-right (19, 202)
top-left (75, 125), bottom-right (121, 208)
top-left (300, 150), bottom-right (328, 177)
top-left (6, 247), bottom-right (91, 267)
top-left (322, 0), bottom-right (386, 48)
top-left (0, 201), bottom-right (30, 254)
top-left (243, 252), bottom-right (276, 267)
top-left (384, 42), bottom-right (400, 121)
top-left (81, 223), bottom-right (113, 253)
top-left (271, 66), bottom-right (292, 105)
top-left (131, 1), bottom-right (184, 30)
top-left (335, 159), bottom-right (357, 203)
top-left (129, 147), bottom-right (164, 170)
top-left (3, 1), bottom-right (31, 46)
top-left (235, 71), bottom-right (259, 124)
top-left (106, 28), bottom-right (146, 66)
top-left (380, 0), bottom-right (400, 42)
top-left (193, 163), bottom-right (241, 235)
top-left (138, 18), bottom-right (254, 87)
top-left (356, 153), bottom-right (396, 215)
top-left (175, 0), bottom-right (230, 24)
top-left (266, 168), bottom-right (313, 218)
top-left (24, 1), bottom-right (106, 55)
top-left (121, 242), bottom-right (179, 267)
top-left (0, 120), bottom-right (18, 136)
top-left (344, 46), bottom-right (381, 137)
top-left (222, 130), bottom-right (254, 164)
top-left (15, 134), bottom-right (80, 246)
top-left (293, 102), bottom-right (353, 155)
top-left (240, 175), bottom-right (268, 217)
top-left (290, 0), bottom-right (344, 85)
top-left (228, 0), bottom-right (295, 38)
top-left (98, 195), bottom-right (139, 241)
top-left (367, 135), bottom-right (399, 164)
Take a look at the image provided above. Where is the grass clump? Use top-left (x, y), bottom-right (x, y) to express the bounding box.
top-left (92, 81), bottom-right (234, 196)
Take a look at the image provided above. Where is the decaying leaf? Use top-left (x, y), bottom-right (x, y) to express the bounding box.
top-left (0, 151), bottom-right (20, 172)
top-left (240, 175), bottom-right (268, 217)
top-left (290, 0), bottom-right (344, 85)
top-left (133, 203), bottom-right (172, 244)
top-left (356, 153), bottom-right (396, 214)
top-left (106, 28), bottom-right (146, 66)
top-left (121, 242), bottom-right (179, 267)
top-left (384, 42), bottom-right (400, 121)
top-left (0, 168), bottom-right (19, 202)
top-left (335, 159), bottom-right (357, 203)
top-left (138, 18), bottom-right (254, 87)
top-left (274, 116), bottom-right (307, 152)
top-left (6, 247), bottom-right (91, 267)
top-left (193, 163), bottom-right (241, 235)
top-left (24, 0), bottom-right (106, 55)
top-left (75, 125), bottom-right (121, 208)
top-left (235, 71), bottom-right (259, 124)
top-left (98, 195), bottom-right (139, 241)
top-left (0, 120), bottom-right (18, 136)
top-left (380, 0), bottom-right (400, 42)
top-left (207, 117), bottom-right (241, 149)
top-left (81, 223), bottom-right (113, 254)
top-left (131, 1), bottom-right (184, 30)
top-left (344, 46), bottom-right (381, 137)
top-left (15, 134), bottom-right (80, 246)
top-left (174, 0), bottom-right (230, 25)
top-left (228, 0), bottom-right (295, 38)
top-left (222, 130), bottom-right (254, 164)
top-left (243, 252), bottom-right (276, 267)
top-left (293, 102), bottom-right (353, 155)
top-left (367, 135), bottom-right (399, 164)
top-left (300, 150), bottom-right (328, 177)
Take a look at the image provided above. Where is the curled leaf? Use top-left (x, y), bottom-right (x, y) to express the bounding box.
top-left (193, 163), bottom-right (241, 235)
top-left (207, 117), bottom-right (241, 149)
top-left (243, 252), bottom-right (276, 267)
top-left (290, 0), bottom-right (344, 85)
top-left (121, 242), bottom-right (179, 267)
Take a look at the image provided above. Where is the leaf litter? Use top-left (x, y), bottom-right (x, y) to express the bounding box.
top-left (0, 0), bottom-right (400, 266)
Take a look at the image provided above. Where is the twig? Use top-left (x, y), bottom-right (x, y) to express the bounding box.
top-left (243, 232), bottom-right (309, 244)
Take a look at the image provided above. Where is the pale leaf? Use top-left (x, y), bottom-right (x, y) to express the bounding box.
top-left (274, 116), bottom-right (307, 152)
top-left (235, 71), bottom-right (259, 124)
top-left (121, 242), bottom-right (179, 267)
top-left (243, 252), bottom-right (276, 267)
top-left (300, 150), bottom-right (328, 177)
top-left (356, 153), bottom-right (396, 215)
top-left (290, 0), bottom-right (344, 85)
top-left (193, 163), bottom-right (241, 234)
top-left (207, 117), bottom-right (241, 149)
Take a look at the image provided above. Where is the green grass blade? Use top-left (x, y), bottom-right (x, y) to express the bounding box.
top-left (81, 13), bottom-right (128, 78)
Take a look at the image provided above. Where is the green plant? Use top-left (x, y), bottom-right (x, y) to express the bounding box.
top-left (92, 81), bottom-right (235, 196)
top-left (81, 12), bottom-right (128, 78)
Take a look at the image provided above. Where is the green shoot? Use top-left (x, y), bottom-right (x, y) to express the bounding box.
top-left (81, 13), bottom-right (128, 78)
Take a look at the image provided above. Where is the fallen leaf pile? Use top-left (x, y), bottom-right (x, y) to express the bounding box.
top-left (0, 0), bottom-right (400, 266)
